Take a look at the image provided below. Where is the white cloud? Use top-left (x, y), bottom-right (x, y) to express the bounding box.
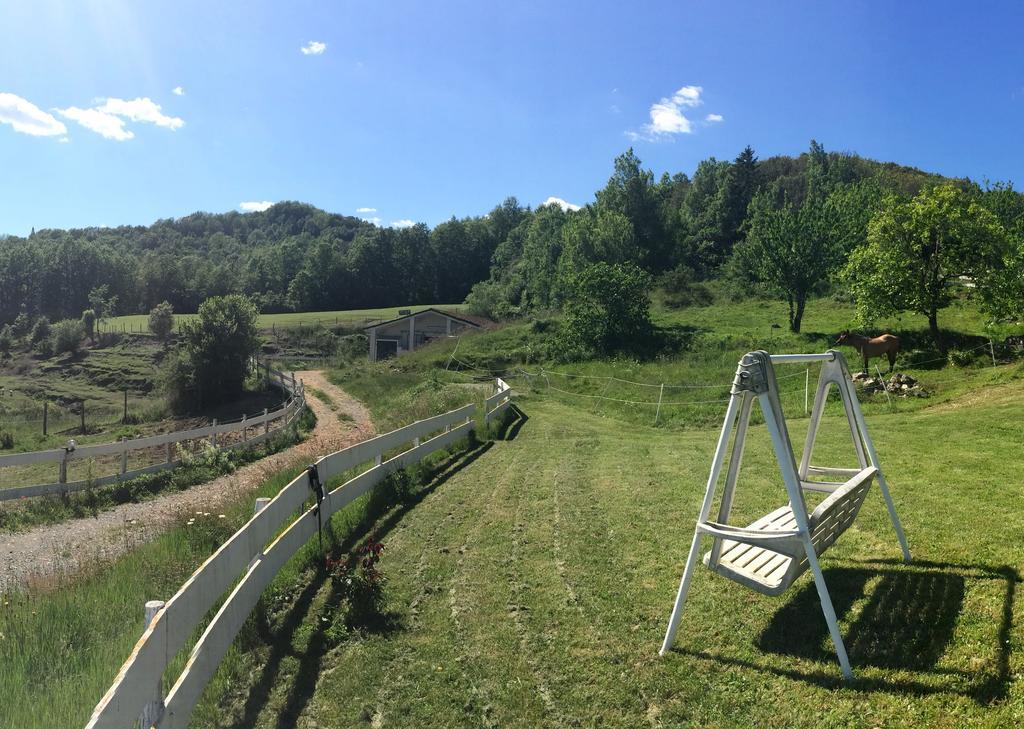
top-left (362, 216), bottom-right (382, 225)
top-left (541, 196), bottom-right (581, 212)
top-left (301, 40), bottom-right (327, 55)
top-left (58, 106), bottom-right (133, 140)
top-left (240, 201), bottom-right (274, 212)
top-left (628, 85), bottom-right (723, 141)
top-left (58, 96), bottom-right (184, 140)
top-left (172, 86), bottom-right (185, 96)
top-left (356, 207), bottom-right (377, 213)
top-left (58, 136), bottom-right (69, 143)
top-left (97, 97), bottom-right (184, 130)
top-left (0, 92), bottom-right (67, 137)
top-left (390, 219), bottom-right (415, 228)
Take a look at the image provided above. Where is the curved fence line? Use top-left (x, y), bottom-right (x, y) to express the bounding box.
top-left (86, 378), bottom-right (511, 729)
top-left (0, 364), bottom-right (304, 502)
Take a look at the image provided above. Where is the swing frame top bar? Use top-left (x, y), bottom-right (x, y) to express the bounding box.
top-left (769, 352), bottom-right (837, 364)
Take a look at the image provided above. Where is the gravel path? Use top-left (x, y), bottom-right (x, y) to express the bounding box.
top-left (0, 371), bottom-right (375, 593)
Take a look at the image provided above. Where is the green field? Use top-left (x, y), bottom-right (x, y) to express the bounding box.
top-left (103, 304), bottom-right (467, 334)
top-left (5, 293), bottom-right (1024, 727)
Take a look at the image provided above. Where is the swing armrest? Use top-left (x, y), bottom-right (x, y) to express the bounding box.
top-left (698, 520), bottom-right (799, 542)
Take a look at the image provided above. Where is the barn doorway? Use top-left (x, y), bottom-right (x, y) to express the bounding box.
top-left (376, 339), bottom-right (398, 360)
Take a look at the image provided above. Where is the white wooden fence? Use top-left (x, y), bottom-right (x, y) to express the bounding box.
top-left (484, 377), bottom-right (512, 424)
top-left (0, 366), bottom-right (304, 502)
top-left (86, 378), bottom-right (512, 729)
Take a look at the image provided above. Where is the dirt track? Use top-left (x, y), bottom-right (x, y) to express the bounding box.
top-left (0, 371), bottom-right (374, 593)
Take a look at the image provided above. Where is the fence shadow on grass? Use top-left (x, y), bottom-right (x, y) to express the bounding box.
top-left (228, 439), bottom-right (495, 729)
top-left (675, 559), bottom-right (1017, 704)
top-left (494, 403), bottom-right (529, 441)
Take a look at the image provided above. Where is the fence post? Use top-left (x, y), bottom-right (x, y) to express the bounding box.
top-left (139, 600), bottom-right (166, 729)
top-left (247, 498), bottom-right (272, 570)
top-left (80, 400), bottom-right (86, 434)
top-left (123, 389), bottom-right (128, 424)
top-left (166, 441), bottom-right (173, 464)
top-left (211, 420), bottom-right (218, 448)
top-left (990, 339), bottom-right (997, 367)
top-left (120, 436), bottom-right (128, 476)
top-left (43, 401), bottom-right (48, 436)
top-left (59, 442), bottom-right (71, 484)
top-left (805, 367), bottom-right (810, 415)
top-left (242, 414), bottom-right (248, 443)
top-left (264, 408), bottom-right (270, 436)
top-left (654, 383), bottom-right (664, 426)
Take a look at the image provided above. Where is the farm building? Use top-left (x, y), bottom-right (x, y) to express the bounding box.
top-left (364, 308), bottom-right (495, 361)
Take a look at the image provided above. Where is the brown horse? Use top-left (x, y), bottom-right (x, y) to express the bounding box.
top-left (835, 330), bottom-right (901, 373)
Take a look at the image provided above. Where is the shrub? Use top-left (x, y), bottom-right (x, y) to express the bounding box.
top-left (148, 301), bottom-right (175, 343)
top-left (0, 430), bottom-right (13, 449)
top-left (947, 348), bottom-right (975, 367)
top-left (0, 325), bottom-right (12, 356)
top-left (559, 262), bottom-right (652, 359)
top-left (80, 309), bottom-right (96, 343)
top-left (167, 295), bottom-right (260, 411)
top-left (658, 265), bottom-right (714, 309)
top-left (52, 319), bottom-right (83, 355)
top-left (30, 316), bottom-right (50, 345)
top-left (12, 310), bottom-right (31, 338)
top-left (326, 535), bottom-right (387, 628)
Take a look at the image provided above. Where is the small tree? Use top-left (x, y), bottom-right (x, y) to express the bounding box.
top-left (0, 325), bottom-right (12, 357)
top-left (733, 188), bottom-right (841, 333)
top-left (560, 262), bottom-right (651, 358)
top-left (844, 184), bottom-right (1007, 349)
top-left (52, 319), bottom-right (83, 355)
top-left (88, 285), bottom-right (119, 330)
top-left (30, 316), bottom-right (50, 345)
top-left (171, 295), bottom-right (260, 410)
top-left (81, 309), bottom-right (96, 344)
top-left (149, 301), bottom-right (175, 345)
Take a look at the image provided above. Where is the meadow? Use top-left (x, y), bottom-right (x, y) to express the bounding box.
top-left (2, 293), bottom-right (1022, 728)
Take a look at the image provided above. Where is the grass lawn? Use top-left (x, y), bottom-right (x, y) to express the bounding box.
top-left (194, 378), bottom-right (1024, 727)
top-left (103, 304), bottom-right (466, 334)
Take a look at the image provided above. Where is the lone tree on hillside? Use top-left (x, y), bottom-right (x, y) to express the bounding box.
top-left (165, 295), bottom-right (259, 411)
top-left (148, 301), bottom-right (175, 345)
top-left (732, 187), bottom-right (840, 333)
top-left (844, 184), bottom-right (1007, 350)
top-left (80, 309), bottom-right (96, 344)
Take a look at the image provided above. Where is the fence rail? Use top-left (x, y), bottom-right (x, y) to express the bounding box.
top-left (84, 388), bottom-right (505, 729)
top-left (0, 365), bottom-right (304, 502)
top-left (484, 377), bottom-right (512, 423)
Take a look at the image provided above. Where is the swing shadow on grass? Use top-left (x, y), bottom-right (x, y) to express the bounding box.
top-left (675, 559), bottom-right (1017, 704)
top-left (227, 439), bottom-right (496, 729)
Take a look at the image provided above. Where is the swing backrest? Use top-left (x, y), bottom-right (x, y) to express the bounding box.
top-left (806, 466), bottom-right (876, 557)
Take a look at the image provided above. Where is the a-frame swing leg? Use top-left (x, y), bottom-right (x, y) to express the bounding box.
top-left (801, 536), bottom-right (854, 680)
top-left (660, 394), bottom-right (744, 655)
top-left (836, 367), bottom-right (912, 562)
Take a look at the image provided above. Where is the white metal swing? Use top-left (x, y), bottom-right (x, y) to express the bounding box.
top-left (660, 350), bottom-right (911, 680)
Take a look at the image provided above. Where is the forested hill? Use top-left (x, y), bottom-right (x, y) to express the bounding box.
top-left (0, 141), bottom-right (996, 326)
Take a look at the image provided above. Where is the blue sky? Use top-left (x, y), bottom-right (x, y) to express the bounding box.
top-left (2, 1), bottom-right (1023, 236)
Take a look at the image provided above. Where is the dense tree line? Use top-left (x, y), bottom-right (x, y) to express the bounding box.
top-left (2, 143), bottom-right (1021, 345)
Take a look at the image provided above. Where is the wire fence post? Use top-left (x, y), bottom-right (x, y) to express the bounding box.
top-left (80, 400), bottom-right (86, 434)
top-left (989, 339), bottom-right (997, 367)
top-left (42, 401), bottom-right (48, 436)
top-left (804, 367), bottom-right (810, 415)
top-left (875, 365), bottom-right (893, 411)
top-left (123, 389), bottom-right (128, 424)
top-left (654, 383), bottom-right (665, 425)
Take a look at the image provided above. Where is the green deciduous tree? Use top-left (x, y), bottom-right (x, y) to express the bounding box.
top-left (844, 184), bottom-right (1008, 349)
top-left (52, 319), bottom-right (83, 355)
top-left (560, 262), bottom-right (652, 358)
top-left (148, 301), bottom-right (175, 344)
top-left (733, 188), bottom-right (840, 333)
top-left (171, 295), bottom-right (260, 410)
top-left (80, 309), bottom-right (96, 344)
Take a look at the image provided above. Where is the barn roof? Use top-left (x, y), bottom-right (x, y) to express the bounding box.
top-left (363, 307), bottom-right (496, 332)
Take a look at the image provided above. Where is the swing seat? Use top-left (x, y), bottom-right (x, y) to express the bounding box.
top-left (700, 466), bottom-right (877, 596)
